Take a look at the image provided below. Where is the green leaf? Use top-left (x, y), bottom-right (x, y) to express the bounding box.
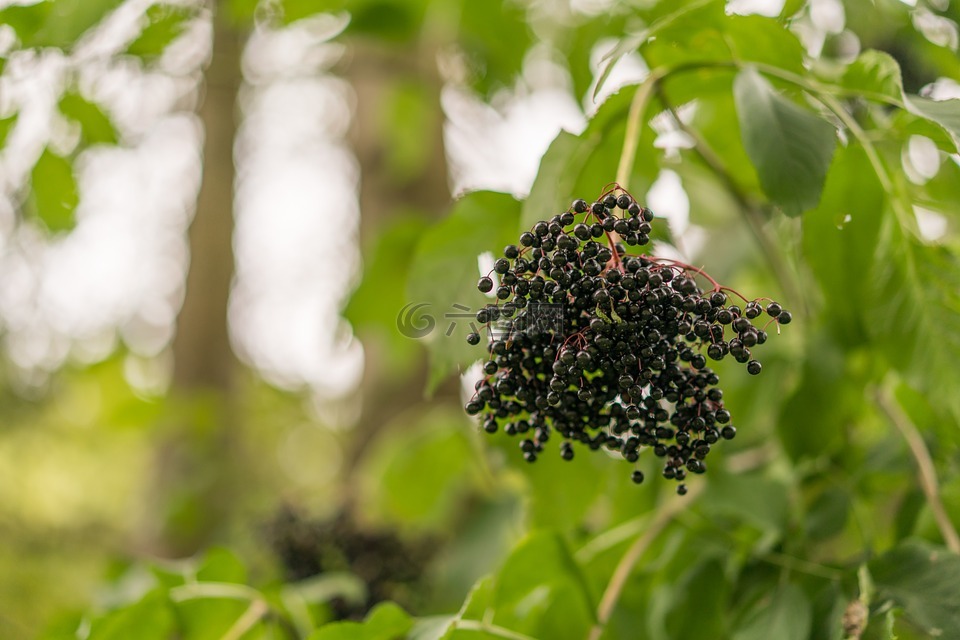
top-left (521, 131), bottom-right (583, 231)
top-left (278, 0), bottom-right (340, 25)
top-left (406, 191), bottom-right (522, 394)
top-left (871, 540), bottom-right (960, 636)
top-left (456, 575), bottom-right (495, 622)
top-left (458, 0), bottom-right (532, 97)
top-left (9, 0), bottom-right (125, 50)
top-left (408, 615), bottom-right (456, 640)
top-left (734, 67), bottom-right (836, 216)
top-left (664, 558), bottom-right (730, 638)
top-left (125, 4), bottom-right (197, 61)
top-left (805, 486), bottom-right (851, 540)
top-left (841, 50), bottom-right (903, 101)
top-left (869, 233), bottom-right (960, 421)
top-left (809, 583), bottom-right (847, 640)
top-left (0, 1), bottom-right (52, 46)
top-left (490, 531), bottom-right (596, 638)
top-left (87, 590), bottom-right (176, 640)
top-left (379, 82), bottom-right (439, 183)
top-left (360, 408), bottom-right (476, 529)
top-left (521, 85), bottom-right (660, 232)
top-left (699, 470), bottom-right (790, 534)
top-left (314, 0), bottom-right (425, 42)
top-left (59, 92), bottom-right (118, 145)
top-left (776, 349), bottom-right (857, 462)
top-left (344, 215), bottom-right (431, 372)
top-left (640, 2), bottom-right (805, 76)
top-left (802, 144), bottom-right (884, 343)
top-left (0, 112), bottom-right (17, 148)
top-left (309, 602), bottom-right (413, 640)
top-left (195, 547), bottom-right (247, 584)
top-left (509, 436), bottom-right (610, 530)
top-left (29, 148), bottom-right (79, 232)
top-left (904, 95), bottom-right (960, 150)
top-left (732, 583), bottom-right (811, 640)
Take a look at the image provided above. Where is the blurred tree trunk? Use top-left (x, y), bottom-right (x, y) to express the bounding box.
top-left (149, 4), bottom-right (243, 555)
top-left (343, 41), bottom-right (453, 474)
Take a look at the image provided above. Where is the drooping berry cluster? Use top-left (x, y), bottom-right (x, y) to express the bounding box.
top-left (463, 186), bottom-right (791, 494)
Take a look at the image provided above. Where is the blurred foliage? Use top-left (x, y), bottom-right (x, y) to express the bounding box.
top-left (2, 0), bottom-right (960, 639)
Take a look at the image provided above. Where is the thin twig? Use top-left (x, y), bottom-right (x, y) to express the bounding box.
top-left (615, 69), bottom-right (666, 189)
top-left (221, 599), bottom-right (269, 640)
top-left (586, 483), bottom-right (704, 640)
top-left (876, 386), bottom-right (960, 553)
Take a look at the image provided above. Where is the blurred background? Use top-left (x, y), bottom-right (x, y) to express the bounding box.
top-left (0, 0), bottom-right (959, 637)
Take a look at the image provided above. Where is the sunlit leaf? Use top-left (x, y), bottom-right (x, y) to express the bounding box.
top-left (408, 615), bottom-right (456, 640)
top-left (0, 1), bottom-right (52, 45)
top-left (87, 590), bottom-right (176, 640)
top-left (841, 49), bottom-right (903, 101)
top-left (640, 2), bottom-right (805, 75)
top-left (456, 575), bottom-right (494, 622)
top-left (22, 0), bottom-right (124, 50)
top-left (734, 67), bottom-right (836, 216)
top-left (0, 112), bottom-right (17, 148)
top-left (196, 547), bottom-right (247, 584)
top-left (458, 0), bottom-right (531, 97)
top-left (309, 602), bottom-right (413, 640)
top-left (904, 95), bottom-right (960, 150)
top-left (29, 148), bottom-right (79, 232)
top-left (125, 4), bottom-right (197, 61)
top-left (59, 92), bottom-right (118, 145)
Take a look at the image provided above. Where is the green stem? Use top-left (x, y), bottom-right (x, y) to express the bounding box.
top-left (615, 69), bottom-right (665, 189)
top-left (875, 385), bottom-right (960, 554)
top-left (169, 582), bottom-right (264, 602)
top-left (763, 551), bottom-right (846, 581)
top-left (220, 599), bottom-right (269, 640)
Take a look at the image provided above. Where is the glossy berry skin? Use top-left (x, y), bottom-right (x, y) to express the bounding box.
top-left (463, 189), bottom-right (790, 488)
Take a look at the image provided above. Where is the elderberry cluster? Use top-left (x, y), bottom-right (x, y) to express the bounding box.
top-left (463, 189), bottom-right (791, 494)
